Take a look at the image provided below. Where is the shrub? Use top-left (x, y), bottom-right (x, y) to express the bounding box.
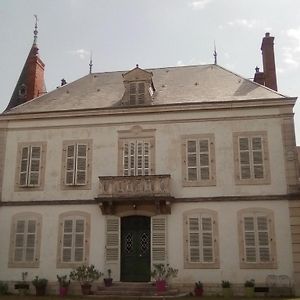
top-left (244, 279), bottom-right (255, 287)
top-left (0, 282), bottom-right (8, 295)
top-left (32, 276), bottom-right (48, 288)
top-left (69, 264), bottom-right (102, 285)
top-left (222, 280), bottom-right (231, 288)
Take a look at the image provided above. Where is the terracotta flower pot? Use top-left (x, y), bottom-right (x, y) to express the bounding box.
top-left (195, 287), bottom-right (203, 297)
top-left (104, 278), bottom-right (113, 287)
top-left (155, 280), bottom-right (167, 292)
top-left (81, 283), bottom-right (92, 295)
top-left (59, 286), bottom-right (69, 297)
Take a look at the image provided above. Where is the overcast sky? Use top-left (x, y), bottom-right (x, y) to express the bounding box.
top-left (1, 0), bottom-right (300, 141)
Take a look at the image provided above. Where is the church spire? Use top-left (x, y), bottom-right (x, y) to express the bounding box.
top-left (5, 17), bottom-right (46, 111)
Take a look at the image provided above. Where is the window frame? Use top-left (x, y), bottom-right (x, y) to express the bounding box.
top-left (61, 139), bottom-right (92, 190)
top-left (118, 126), bottom-right (155, 176)
top-left (183, 209), bottom-right (220, 269)
top-left (15, 142), bottom-right (46, 191)
top-left (8, 212), bottom-right (42, 268)
top-left (233, 131), bottom-right (270, 185)
top-left (57, 211), bottom-right (90, 268)
top-left (237, 208), bottom-right (277, 269)
top-left (182, 134), bottom-right (216, 187)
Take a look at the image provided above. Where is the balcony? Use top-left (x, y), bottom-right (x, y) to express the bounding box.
top-left (98, 174), bottom-right (171, 198)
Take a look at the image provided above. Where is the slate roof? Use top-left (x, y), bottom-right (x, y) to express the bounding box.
top-left (4, 64), bottom-right (286, 114)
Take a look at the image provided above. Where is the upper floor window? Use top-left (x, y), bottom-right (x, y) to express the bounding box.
top-left (8, 212), bottom-right (42, 268)
top-left (15, 142), bottom-right (46, 190)
top-left (238, 208), bottom-right (277, 269)
top-left (183, 209), bottom-right (219, 269)
top-left (118, 126), bottom-right (155, 176)
top-left (57, 211), bottom-right (90, 268)
top-left (233, 131), bottom-right (270, 185)
top-left (61, 140), bottom-right (92, 189)
top-left (182, 134), bottom-right (216, 186)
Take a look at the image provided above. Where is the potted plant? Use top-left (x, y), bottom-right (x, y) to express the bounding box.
top-left (151, 263), bottom-right (178, 292)
top-left (57, 275), bottom-right (70, 297)
top-left (103, 269), bottom-right (113, 287)
top-left (15, 272), bottom-right (30, 295)
top-left (244, 279), bottom-right (255, 298)
top-left (194, 281), bottom-right (203, 297)
top-left (32, 276), bottom-right (48, 296)
top-left (221, 280), bottom-right (232, 298)
top-left (69, 264), bottom-right (102, 295)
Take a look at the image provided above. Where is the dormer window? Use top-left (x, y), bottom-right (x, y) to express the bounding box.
top-left (121, 66), bottom-right (155, 107)
top-left (129, 82), bottom-right (145, 105)
top-left (18, 84), bottom-right (27, 98)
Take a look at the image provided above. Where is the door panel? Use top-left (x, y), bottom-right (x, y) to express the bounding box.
top-left (121, 216), bottom-right (150, 282)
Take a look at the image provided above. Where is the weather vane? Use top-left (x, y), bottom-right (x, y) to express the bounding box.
top-left (89, 51), bottom-right (93, 74)
top-left (213, 41), bottom-right (217, 65)
top-left (33, 14), bottom-right (38, 44)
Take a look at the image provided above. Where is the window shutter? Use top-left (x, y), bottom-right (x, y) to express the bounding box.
top-left (19, 147), bottom-right (30, 186)
top-left (257, 216), bottom-right (270, 262)
top-left (129, 142), bottom-right (135, 176)
top-left (62, 219), bottom-right (73, 262)
top-left (25, 220), bottom-right (36, 261)
top-left (137, 141), bottom-right (143, 175)
top-left (75, 144), bottom-right (87, 185)
top-left (66, 145), bottom-right (76, 185)
top-left (74, 219), bottom-right (85, 262)
top-left (187, 140), bottom-right (197, 181)
top-left (151, 216), bottom-right (167, 265)
top-left (129, 83), bottom-right (136, 105)
top-left (243, 217), bottom-right (256, 262)
top-left (143, 142), bottom-right (150, 175)
top-left (105, 217), bottom-right (120, 262)
top-left (239, 137), bottom-right (251, 179)
top-left (199, 139), bottom-right (210, 180)
top-left (252, 137), bottom-right (264, 179)
top-left (188, 217), bottom-right (200, 262)
top-left (202, 217), bottom-right (213, 262)
top-left (137, 82), bottom-right (145, 104)
top-left (28, 146), bottom-right (41, 186)
top-left (14, 220), bottom-right (25, 262)
top-left (123, 143), bottom-right (129, 176)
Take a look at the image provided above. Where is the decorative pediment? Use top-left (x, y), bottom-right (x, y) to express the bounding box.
top-left (121, 65), bottom-right (155, 106)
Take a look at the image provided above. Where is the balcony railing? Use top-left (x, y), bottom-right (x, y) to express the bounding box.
top-left (98, 174), bottom-right (171, 198)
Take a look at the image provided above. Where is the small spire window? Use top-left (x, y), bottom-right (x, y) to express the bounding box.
top-left (19, 84), bottom-right (27, 97)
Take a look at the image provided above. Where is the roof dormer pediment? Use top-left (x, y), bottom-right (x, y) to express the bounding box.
top-left (122, 65), bottom-right (153, 82)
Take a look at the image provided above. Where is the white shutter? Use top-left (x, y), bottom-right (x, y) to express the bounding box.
top-left (151, 216), bottom-right (167, 265)
top-left (129, 83), bottom-right (136, 105)
top-left (14, 220), bottom-right (25, 261)
top-left (62, 219), bottom-right (73, 262)
top-left (25, 220), bottom-right (36, 261)
top-left (28, 146), bottom-right (41, 186)
top-left (187, 140), bottom-right (197, 181)
top-left (239, 137), bottom-right (251, 179)
top-left (19, 147), bottom-right (30, 186)
top-left (257, 216), bottom-right (270, 262)
top-left (137, 82), bottom-right (145, 104)
top-left (105, 217), bottom-right (120, 262)
top-left (243, 217), bottom-right (256, 262)
top-left (123, 143), bottom-right (129, 176)
top-left (188, 217), bottom-right (200, 262)
top-left (143, 142), bottom-right (150, 175)
top-left (74, 219), bottom-right (85, 261)
top-left (75, 144), bottom-right (88, 185)
top-left (65, 145), bottom-right (76, 185)
top-left (199, 139), bottom-right (210, 180)
top-left (202, 217), bottom-right (213, 262)
top-left (252, 137), bottom-right (264, 179)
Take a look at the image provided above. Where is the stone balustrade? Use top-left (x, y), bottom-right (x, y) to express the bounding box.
top-left (98, 174), bottom-right (171, 198)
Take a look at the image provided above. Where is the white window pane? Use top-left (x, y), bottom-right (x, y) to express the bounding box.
top-left (16, 221), bottom-right (25, 233)
top-left (200, 167), bottom-right (210, 180)
top-left (252, 137), bottom-right (262, 150)
top-left (199, 140), bottom-right (208, 152)
top-left (239, 138), bottom-right (249, 150)
top-left (25, 248), bottom-right (34, 261)
top-left (190, 248), bottom-right (200, 262)
top-left (245, 247), bottom-right (256, 262)
top-left (187, 141), bottom-right (196, 153)
top-left (62, 249), bottom-right (71, 262)
top-left (63, 234), bottom-right (72, 247)
top-left (74, 248), bottom-right (83, 262)
top-left (189, 218), bottom-right (199, 231)
top-left (189, 233), bottom-right (199, 246)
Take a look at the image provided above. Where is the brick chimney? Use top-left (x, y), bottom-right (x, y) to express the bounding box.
top-left (254, 33), bottom-right (278, 91)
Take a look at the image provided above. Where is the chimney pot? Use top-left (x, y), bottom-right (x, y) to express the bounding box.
top-left (265, 32), bottom-right (270, 37)
top-left (255, 66), bottom-right (260, 73)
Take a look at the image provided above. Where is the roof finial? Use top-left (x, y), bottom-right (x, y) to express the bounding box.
top-left (213, 40), bottom-right (217, 65)
top-left (89, 51), bottom-right (93, 74)
top-left (33, 14), bottom-right (38, 45)
top-left (136, 64), bottom-right (139, 68)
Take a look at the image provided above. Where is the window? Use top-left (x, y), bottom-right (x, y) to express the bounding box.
top-left (57, 211), bottom-right (90, 268)
top-left (183, 209), bottom-right (219, 269)
top-left (233, 132), bottom-right (270, 185)
top-left (61, 140), bottom-right (92, 189)
top-left (122, 139), bottom-right (151, 176)
top-left (8, 212), bottom-right (42, 268)
top-left (129, 82), bottom-right (145, 105)
top-left (15, 142), bottom-right (46, 190)
top-left (118, 126), bottom-right (155, 176)
top-left (182, 134), bottom-right (216, 186)
top-left (238, 208), bottom-right (277, 269)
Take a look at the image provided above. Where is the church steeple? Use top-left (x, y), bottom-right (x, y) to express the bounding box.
top-left (5, 16), bottom-right (46, 111)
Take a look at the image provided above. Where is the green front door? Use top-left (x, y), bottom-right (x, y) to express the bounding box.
top-left (121, 216), bottom-right (151, 282)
